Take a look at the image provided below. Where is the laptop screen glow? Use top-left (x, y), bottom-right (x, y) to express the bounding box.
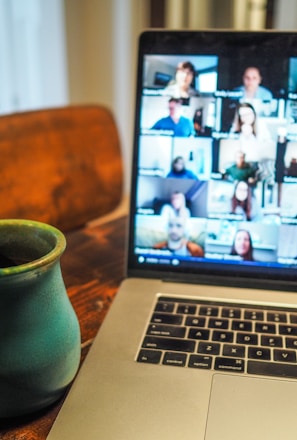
top-left (128, 31), bottom-right (297, 286)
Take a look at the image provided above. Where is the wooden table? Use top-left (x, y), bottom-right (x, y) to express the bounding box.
top-left (0, 215), bottom-right (127, 439)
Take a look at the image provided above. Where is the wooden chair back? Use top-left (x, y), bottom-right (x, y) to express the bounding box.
top-left (0, 105), bottom-right (123, 231)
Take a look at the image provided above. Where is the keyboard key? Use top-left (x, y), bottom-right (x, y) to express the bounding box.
top-left (199, 306), bottom-right (219, 317)
top-left (185, 316), bottom-right (206, 327)
top-left (155, 301), bottom-right (175, 313)
top-left (137, 349), bottom-right (162, 364)
top-left (261, 335), bottom-right (283, 347)
top-left (248, 360), bottom-right (297, 378)
top-left (177, 304), bottom-right (196, 315)
top-left (142, 336), bottom-right (195, 352)
top-left (163, 352), bottom-right (187, 367)
top-left (223, 344), bottom-right (245, 358)
top-left (198, 341), bottom-right (220, 355)
top-left (290, 314), bottom-right (297, 324)
top-left (236, 333), bottom-right (258, 345)
top-left (255, 323), bottom-right (276, 334)
top-left (209, 318), bottom-right (229, 329)
top-left (222, 307), bottom-right (241, 319)
top-left (248, 347), bottom-right (271, 361)
top-left (279, 325), bottom-right (297, 336)
top-left (212, 330), bottom-right (234, 343)
top-left (285, 337), bottom-right (297, 349)
top-left (267, 312), bottom-right (286, 323)
top-left (244, 310), bottom-right (264, 321)
top-left (274, 349), bottom-right (296, 363)
top-left (151, 313), bottom-right (183, 325)
top-left (214, 357), bottom-right (245, 373)
top-left (232, 320), bottom-right (253, 332)
top-left (147, 324), bottom-right (186, 338)
top-left (188, 328), bottom-right (210, 340)
top-left (188, 354), bottom-right (212, 369)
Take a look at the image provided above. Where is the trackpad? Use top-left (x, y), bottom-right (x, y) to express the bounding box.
top-left (205, 374), bottom-right (297, 440)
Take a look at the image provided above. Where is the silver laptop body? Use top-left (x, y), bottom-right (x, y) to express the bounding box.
top-left (48, 30), bottom-right (297, 440)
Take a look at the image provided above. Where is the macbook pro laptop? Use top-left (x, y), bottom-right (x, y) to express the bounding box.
top-left (48, 30), bottom-right (297, 440)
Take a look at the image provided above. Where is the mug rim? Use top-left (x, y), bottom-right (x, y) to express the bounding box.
top-left (0, 219), bottom-right (66, 276)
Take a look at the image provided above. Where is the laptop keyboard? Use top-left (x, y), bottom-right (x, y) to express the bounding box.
top-left (136, 296), bottom-right (297, 379)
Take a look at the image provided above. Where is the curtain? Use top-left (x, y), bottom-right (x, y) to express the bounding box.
top-left (164, 0), bottom-right (268, 30)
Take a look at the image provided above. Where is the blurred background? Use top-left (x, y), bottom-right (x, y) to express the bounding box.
top-left (0, 0), bottom-right (296, 192)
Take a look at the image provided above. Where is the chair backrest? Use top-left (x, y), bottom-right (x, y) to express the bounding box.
top-left (0, 105), bottom-right (123, 231)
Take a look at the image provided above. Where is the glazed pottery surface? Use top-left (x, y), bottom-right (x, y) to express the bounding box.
top-left (0, 219), bottom-right (81, 418)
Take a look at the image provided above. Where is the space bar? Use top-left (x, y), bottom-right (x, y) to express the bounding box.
top-left (248, 361), bottom-right (297, 379)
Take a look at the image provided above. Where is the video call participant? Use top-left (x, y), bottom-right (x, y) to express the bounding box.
top-left (234, 66), bottom-right (273, 100)
top-left (230, 180), bottom-right (260, 221)
top-left (153, 216), bottom-right (204, 257)
top-left (160, 191), bottom-right (191, 222)
top-left (151, 98), bottom-right (194, 137)
top-left (229, 101), bottom-right (273, 163)
top-left (275, 128), bottom-right (287, 182)
top-left (286, 158), bottom-right (297, 177)
top-left (163, 61), bottom-right (198, 99)
top-left (223, 150), bottom-right (257, 184)
top-left (193, 107), bottom-right (210, 136)
top-left (166, 156), bottom-right (198, 180)
top-left (230, 229), bottom-right (254, 261)
top-left (231, 102), bottom-right (257, 137)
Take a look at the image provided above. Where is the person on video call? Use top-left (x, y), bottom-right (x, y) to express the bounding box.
top-left (231, 102), bottom-right (257, 137)
top-left (230, 181), bottom-right (253, 220)
top-left (166, 156), bottom-right (198, 180)
top-left (235, 66), bottom-right (273, 100)
top-left (151, 98), bottom-right (194, 137)
top-left (286, 158), bottom-right (297, 177)
top-left (230, 102), bottom-right (261, 162)
top-left (163, 61), bottom-right (198, 98)
top-left (153, 216), bottom-right (204, 257)
top-left (160, 191), bottom-right (191, 222)
top-left (224, 150), bottom-right (257, 184)
top-left (230, 101), bottom-right (273, 162)
top-left (230, 229), bottom-right (254, 261)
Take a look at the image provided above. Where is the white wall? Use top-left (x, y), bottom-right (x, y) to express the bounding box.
top-left (0, 0), bottom-right (68, 114)
top-left (273, 0), bottom-right (297, 29)
top-left (64, 0), bottom-right (149, 193)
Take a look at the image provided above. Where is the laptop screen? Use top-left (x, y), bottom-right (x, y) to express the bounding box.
top-left (128, 30), bottom-right (297, 288)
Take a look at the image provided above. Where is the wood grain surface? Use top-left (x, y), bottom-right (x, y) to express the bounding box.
top-left (0, 105), bottom-right (123, 231)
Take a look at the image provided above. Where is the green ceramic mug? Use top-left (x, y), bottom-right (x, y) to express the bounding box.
top-left (0, 219), bottom-right (81, 418)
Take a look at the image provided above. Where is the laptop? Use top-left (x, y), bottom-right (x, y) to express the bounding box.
top-left (48, 30), bottom-right (297, 440)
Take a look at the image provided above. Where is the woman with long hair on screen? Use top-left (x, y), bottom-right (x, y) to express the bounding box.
top-left (231, 102), bottom-right (257, 137)
top-left (230, 229), bottom-right (254, 261)
top-left (230, 102), bottom-right (274, 163)
top-left (230, 180), bottom-right (253, 221)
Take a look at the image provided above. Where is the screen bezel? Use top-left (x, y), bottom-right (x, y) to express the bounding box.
top-left (127, 29), bottom-right (297, 290)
